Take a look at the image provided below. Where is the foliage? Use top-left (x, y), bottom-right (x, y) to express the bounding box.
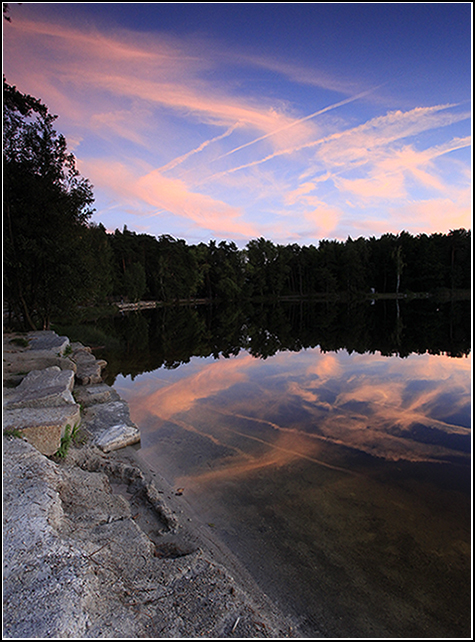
top-left (104, 226), bottom-right (470, 303)
top-left (3, 78), bottom-right (112, 329)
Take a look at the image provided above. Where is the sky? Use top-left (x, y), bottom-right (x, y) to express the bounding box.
top-left (3, 3), bottom-right (472, 247)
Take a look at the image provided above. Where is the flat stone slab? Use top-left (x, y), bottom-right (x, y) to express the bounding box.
top-left (27, 330), bottom-right (70, 355)
top-left (4, 367), bottom-right (76, 410)
top-left (73, 383), bottom-right (121, 408)
top-left (3, 437), bottom-right (293, 639)
top-left (3, 405), bottom-right (81, 456)
top-left (81, 401), bottom-right (140, 452)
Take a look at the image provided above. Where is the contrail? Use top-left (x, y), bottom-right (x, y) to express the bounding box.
top-left (158, 122), bottom-right (241, 173)
top-left (216, 85), bottom-right (384, 161)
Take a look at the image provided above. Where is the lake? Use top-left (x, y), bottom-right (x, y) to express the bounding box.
top-left (64, 299), bottom-right (472, 637)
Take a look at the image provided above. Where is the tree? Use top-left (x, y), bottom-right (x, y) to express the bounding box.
top-left (124, 262), bottom-right (147, 302)
top-left (3, 78), bottom-right (98, 329)
top-left (392, 244), bottom-right (405, 295)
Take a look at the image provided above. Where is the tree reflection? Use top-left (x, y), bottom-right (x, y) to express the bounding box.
top-left (59, 298), bottom-right (471, 383)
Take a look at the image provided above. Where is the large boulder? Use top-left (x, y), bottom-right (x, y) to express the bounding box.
top-left (27, 330), bottom-right (70, 354)
top-left (3, 333), bottom-right (76, 387)
top-left (2, 405), bottom-right (81, 457)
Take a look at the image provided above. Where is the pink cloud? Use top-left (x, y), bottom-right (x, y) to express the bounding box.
top-left (136, 170), bottom-right (258, 237)
top-left (80, 159), bottom-right (259, 238)
top-left (390, 196), bottom-right (471, 235)
top-left (303, 206), bottom-right (341, 237)
top-left (4, 18), bottom-right (317, 144)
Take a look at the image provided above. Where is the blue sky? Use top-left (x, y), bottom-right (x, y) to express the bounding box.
top-left (3, 3), bottom-right (472, 246)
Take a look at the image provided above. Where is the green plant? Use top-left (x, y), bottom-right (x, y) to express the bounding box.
top-left (3, 428), bottom-right (23, 438)
top-left (55, 422), bottom-right (80, 458)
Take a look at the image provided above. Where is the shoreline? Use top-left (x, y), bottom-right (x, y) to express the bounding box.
top-left (3, 331), bottom-right (298, 638)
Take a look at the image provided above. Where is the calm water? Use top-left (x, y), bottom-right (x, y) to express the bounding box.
top-left (62, 299), bottom-right (471, 637)
top-left (114, 344), bottom-right (471, 638)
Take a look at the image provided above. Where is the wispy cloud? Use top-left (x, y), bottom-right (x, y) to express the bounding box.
top-left (216, 87), bottom-right (383, 161)
top-left (158, 122), bottom-right (241, 173)
top-left (4, 14), bottom-right (471, 243)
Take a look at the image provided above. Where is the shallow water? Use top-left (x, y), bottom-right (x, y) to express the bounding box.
top-left (115, 346), bottom-right (471, 637)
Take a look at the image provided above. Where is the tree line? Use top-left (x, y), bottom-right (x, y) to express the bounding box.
top-left (107, 226), bottom-right (471, 304)
top-left (3, 79), bottom-right (471, 330)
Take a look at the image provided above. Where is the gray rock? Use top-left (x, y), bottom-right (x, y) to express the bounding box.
top-left (3, 352), bottom-right (77, 387)
top-left (82, 400), bottom-right (140, 452)
top-left (71, 345), bottom-right (107, 385)
top-left (73, 383), bottom-right (120, 408)
top-left (4, 366), bottom-right (76, 410)
top-left (3, 438), bottom-right (294, 638)
top-left (3, 405), bottom-right (81, 456)
top-left (27, 330), bottom-right (70, 355)
top-left (3, 438), bottom-right (92, 638)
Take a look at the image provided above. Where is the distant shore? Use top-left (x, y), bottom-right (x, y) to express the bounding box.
top-left (113, 287), bottom-right (471, 313)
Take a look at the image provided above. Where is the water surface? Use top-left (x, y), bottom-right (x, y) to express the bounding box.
top-left (115, 344), bottom-right (471, 637)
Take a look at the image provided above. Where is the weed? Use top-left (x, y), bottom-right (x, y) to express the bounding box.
top-left (3, 429), bottom-right (23, 439)
top-left (62, 344), bottom-right (73, 357)
top-left (55, 422), bottom-right (80, 458)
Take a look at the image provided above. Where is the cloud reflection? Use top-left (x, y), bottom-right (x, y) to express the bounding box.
top-left (121, 348), bottom-right (470, 486)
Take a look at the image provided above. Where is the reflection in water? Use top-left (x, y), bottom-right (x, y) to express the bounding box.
top-left (116, 346), bottom-right (471, 637)
top-left (123, 348), bottom-right (470, 469)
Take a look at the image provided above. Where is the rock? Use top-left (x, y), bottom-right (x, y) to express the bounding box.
top-left (3, 365), bottom-right (80, 456)
top-left (94, 423), bottom-right (142, 452)
top-left (3, 405), bottom-right (81, 456)
top-left (73, 383), bottom-right (120, 407)
top-left (3, 331), bottom-right (74, 388)
top-left (3, 332), bottom-right (140, 457)
top-left (81, 400), bottom-right (140, 452)
top-left (71, 344), bottom-right (107, 385)
top-left (3, 437), bottom-right (294, 638)
top-left (27, 330), bottom-right (70, 354)
top-left (2, 438), bottom-right (92, 638)
top-left (4, 367), bottom-right (76, 410)
top-left (3, 352), bottom-right (76, 380)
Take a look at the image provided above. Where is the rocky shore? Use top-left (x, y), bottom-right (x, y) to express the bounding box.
top-left (3, 331), bottom-right (297, 638)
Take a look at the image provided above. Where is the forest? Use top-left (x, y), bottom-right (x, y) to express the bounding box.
top-left (3, 78), bottom-right (472, 331)
top-left (105, 226), bottom-right (471, 304)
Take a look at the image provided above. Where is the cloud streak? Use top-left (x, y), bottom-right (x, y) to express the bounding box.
top-left (216, 86), bottom-right (384, 161)
top-left (3, 12), bottom-right (471, 243)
